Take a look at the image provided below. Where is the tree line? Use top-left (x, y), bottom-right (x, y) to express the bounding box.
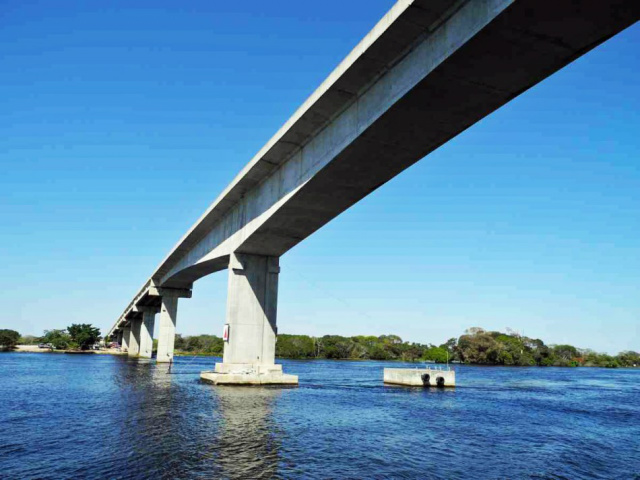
top-left (454, 327), bottom-right (639, 368)
top-left (170, 328), bottom-right (639, 368)
top-left (3, 326), bottom-right (638, 368)
top-left (0, 325), bottom-right (101, 351)
top-left (172, 334), bottom-right (224, 355)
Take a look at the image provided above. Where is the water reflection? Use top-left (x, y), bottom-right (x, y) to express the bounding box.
top-left (151, 361), bottom-right (174, 389)
top-left (110, 357), bottom-right (283, 479)
top-left (210, 387), bottom-right (282, 480)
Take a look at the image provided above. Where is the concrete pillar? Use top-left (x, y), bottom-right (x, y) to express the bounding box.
top-left (157, 296), bottom-right (179, 363)
top-left (223, 253), bottom-right (279, 366)
top-left (116, 330), bottom-right (123, 346)
top-left (128, 318), bottom-right (141, 356)
top-left (122, 325), bottom-right (131, 351)
top-left (138, 308), bottom-right (157, 359)
top-left (201, 253), bottom-right (297, 384)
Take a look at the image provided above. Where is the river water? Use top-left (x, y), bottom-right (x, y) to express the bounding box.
top-left (0, 352), bottom-right (638, 479)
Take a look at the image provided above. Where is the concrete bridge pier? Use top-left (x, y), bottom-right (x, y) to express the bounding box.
top-left (201, 253), bottom-right (297, 385)
top-left (153, 287), bottom-right (191, 363)
top-left (157, 296), bottom-right (179, 363)
top-left (128, 319), bottom-right (141, 356)
top-left (138, 307), bottom-right (158, 359)
top-left (121, 325), bottom-right (131, 352)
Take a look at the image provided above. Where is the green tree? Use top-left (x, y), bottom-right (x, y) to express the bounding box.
top-left (551, 344), bottom-right (580, 366)
top-left (451, 327), bottom-right (628, 368)
top-left (276, 334), bottom-right (316, 359)
top-left (320, 335), bottom-right (354, 359)
top-left (422, 346), bottom-right (449, 363)
top-left (174, 334), bottom-right (186, 350)
top-left (67, 324), bottom-right (101, 350)
top-left (400, 343), bottom-right (425, 362)
top-left (199, 335), bottom-right (223, 355)
top-left (493, 334), bottom-right (536, 366)
top-left (457, 330), bottom-right (501, 364)
top-left (173, 334), bottom-right (223, 355)
top-left (0, 329), bottom-right (20, 350)
top-left (617, 351), bottom-right (640, 367)
top-left (184, 335), bottom-right (204, 351)
top-left (42, 329), bottom-right (71, 350)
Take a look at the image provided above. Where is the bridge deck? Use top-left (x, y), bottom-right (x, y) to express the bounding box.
top-left (109, 0), bottom-right (638, 336)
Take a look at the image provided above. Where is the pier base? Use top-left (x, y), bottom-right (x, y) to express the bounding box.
top-left (384, 368), bottom-right (455, 387)
top-left (200, 364), bottom-right (298, 386)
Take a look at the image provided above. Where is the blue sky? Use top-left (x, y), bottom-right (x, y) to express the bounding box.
top-left (1, 1), bottom-right (638, 354)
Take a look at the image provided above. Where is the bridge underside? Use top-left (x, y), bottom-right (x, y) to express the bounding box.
top-left (237, 0), bottom-right (637, 260)
top-left (109, 0), bottom-right (639, 383)
top-left (160, 0), bottom-right (638, 289)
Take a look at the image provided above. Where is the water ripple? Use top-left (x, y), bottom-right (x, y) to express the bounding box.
top-left (0, 354), bottom-right (639, 479)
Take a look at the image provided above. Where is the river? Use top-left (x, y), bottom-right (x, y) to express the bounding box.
top-left (0, 352), bottom-right (638, 479)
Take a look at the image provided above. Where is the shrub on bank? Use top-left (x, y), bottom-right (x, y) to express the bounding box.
top-left (0, 329), bottom-right (20, 350)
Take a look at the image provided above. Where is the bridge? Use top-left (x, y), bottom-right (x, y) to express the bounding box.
top-left (107, 0), bottom-right (638, 384)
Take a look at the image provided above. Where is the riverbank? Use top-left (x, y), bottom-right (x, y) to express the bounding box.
top-left (168, 331), bottom-right (639, 368)
top-left (8, 345), bottom-right (638, 368)
top-left (12, 345), bottom-right (126, 355)
top-left (169, 350), bottom-right (638, 368)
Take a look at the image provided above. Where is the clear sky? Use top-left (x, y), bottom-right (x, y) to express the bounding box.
top-left (1, 1), bottom-right (638, 354)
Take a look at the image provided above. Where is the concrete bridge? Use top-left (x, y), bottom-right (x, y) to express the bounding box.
top-left (108, 0), bottom-right (638, 384)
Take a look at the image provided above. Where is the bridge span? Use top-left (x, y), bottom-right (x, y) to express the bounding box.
top-left (108, 0), bottom-right (638, 384)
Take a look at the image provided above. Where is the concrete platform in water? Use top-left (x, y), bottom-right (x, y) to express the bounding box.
top-left (384, 368), bottom-right (455, 387)
top-left (200, 364), bottom-right (298, 386)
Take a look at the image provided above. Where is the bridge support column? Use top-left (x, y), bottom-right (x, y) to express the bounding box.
top-left (121, 325), bottom-right (131, 352)
top-left (201, 253), bottom-right (297, 385)
top-left (128, 319), bottom-right (141, 356)
top-left (157, 296), bottom-right (179, 363)
top-left (138, 307), bottom-right (158, 359)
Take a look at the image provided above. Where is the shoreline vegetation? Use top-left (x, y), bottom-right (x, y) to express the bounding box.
top-left (169, 327), bottom-right (638, 368)
top-left (12, 345), bottom-right (122, 355)
top-left (3, 327), bottom-right (638, 368)
top-left (1, 324), bottom-right (103, 354)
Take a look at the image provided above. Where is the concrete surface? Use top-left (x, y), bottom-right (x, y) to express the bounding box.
top-left (121, 325), bottom-right (130, 352)
top-left (200, 370), bottom-right (298, 386)
top-left (222, 253), bottom-right (279, 365)
top-left (138, 307), bottom-right (158, 359)
top-left (128, 319), bottom-right (141, 356)
top-left (156, 296), bottom-right (179, 363)
top-left (384, 368), bottom-right (455, 387)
